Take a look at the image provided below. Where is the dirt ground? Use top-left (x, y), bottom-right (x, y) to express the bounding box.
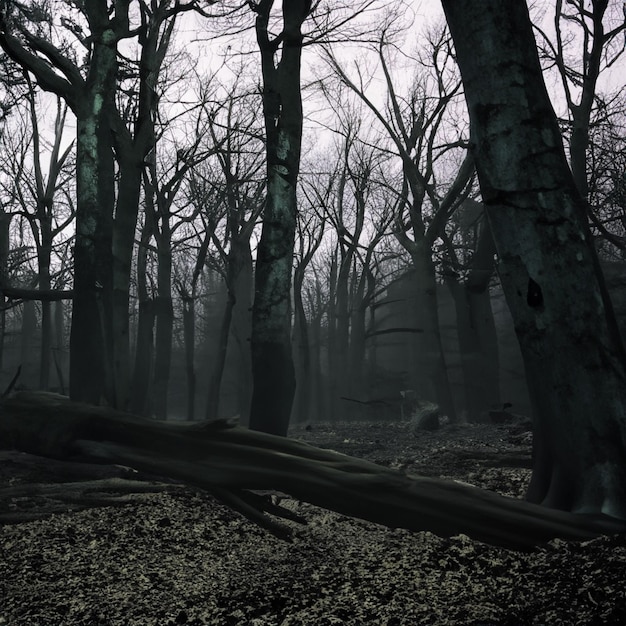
top-left (1, 417), bottom-right (625, 625)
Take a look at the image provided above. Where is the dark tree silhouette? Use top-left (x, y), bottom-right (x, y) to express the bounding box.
top-left (442, 0), bottom-right (626, 518)
top-left (248, 1), bottom-right (310, 436)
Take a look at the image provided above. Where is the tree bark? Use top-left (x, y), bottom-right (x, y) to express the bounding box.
top-left (69, 20), bottom-right (117, 405)
top-left (442, 0), bottom-right (626, 517)
top-left (110, 2), bottom-right (176, 411)
top-left (1, 391), bottom-right (624, 550)
top-left (326, 250), bottom-right (339, 420)
top-left (249, 1), bottom-right (308, 436)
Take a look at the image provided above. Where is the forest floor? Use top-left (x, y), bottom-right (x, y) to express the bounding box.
top-left (1, 416), bottom-right (625, 626)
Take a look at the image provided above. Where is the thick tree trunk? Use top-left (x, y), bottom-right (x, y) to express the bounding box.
top-left (111, 158), bottom-right (143, 410)
top-left (443, 0), bottom-right (626, 518)
top-left (69, 37), bottom-right (117, 406)
top-left (249, 2), bottom-right (307, 436)
top-left (1, 392), bottom-right (624, 550)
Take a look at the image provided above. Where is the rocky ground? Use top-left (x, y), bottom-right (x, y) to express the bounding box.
top-left (1, 417), bottom-right (625, 626)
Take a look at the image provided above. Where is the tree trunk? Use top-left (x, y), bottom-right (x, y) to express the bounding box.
top-left (109, 3), bottom-right (171, 411)
top-left (69, 36), bottom-right (117, 406)
top-left (2, 391), bottom-right (624, 550)
top-left (292, 269), bottom-right (311, 424)
top-left (0, 205), bottom-right (8, 372)
top-left (309, 309), bottom-right (324, 421)
top-left (443, 0), bottom-right (626, 517)
top-left (205, 291), bottom-right (235, 420)
top-left (37, 218), bottom-right (54, 390)
top-left (52, 300), bottom-right (67, 394)
top-left (446, 216), bottom-right (500, 420)
top-left (20, 301), bottom-right (38, 385)
top-left (410, 245), bottom-right (457, 421)
top-left (348, 297), bottom-right (367, 412)
top-left (130, 226), bottom-right (155, 417)
top-left (334, 248), bottom-right (352, 415)
top-left (231, 246), bottom-right (253, 420)
top-left (180, 293), bottom-right (196, 421)
top-left (206, 237), bottom-right (251, 420)
top-left (111, 158), bottom-right (143, 410)
top-left (131, 299), bottom-right (155, 417)
top-left (152, 223), bottom-right (173, 420)
top-left (249, 2), bottom-right (307, 436)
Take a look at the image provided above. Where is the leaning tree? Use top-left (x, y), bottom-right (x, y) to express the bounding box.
top-left (442, 0), bottom-right (626, 518)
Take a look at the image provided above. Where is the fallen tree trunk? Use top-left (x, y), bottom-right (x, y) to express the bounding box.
top-left (1, 391), bottom-right (624, 550)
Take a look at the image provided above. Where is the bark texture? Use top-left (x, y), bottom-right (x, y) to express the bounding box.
top-left (249, 1), bottom-right (308, 436)
top-left (442, 0), bottom-right (626, 518)
top-left (1, 392), bottom-right (624, 550)
top-left (70, 22), bottom-right (117, 405)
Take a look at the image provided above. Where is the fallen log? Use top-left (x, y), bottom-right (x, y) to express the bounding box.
top-left (1, 391), bottom-right (624, 550)
top-left (0, 477), bottom-right (183, 524)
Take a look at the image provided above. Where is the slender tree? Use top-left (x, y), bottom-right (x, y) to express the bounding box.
top-left (292, 169), bottom-right (327, 424)
top-left (325, 24), bottom-right (474, 421)
top-left (248, 0), bottom-right (310, 436)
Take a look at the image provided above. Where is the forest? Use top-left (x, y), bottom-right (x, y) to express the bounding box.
top-left (1, 0), bottom-right (626, 584)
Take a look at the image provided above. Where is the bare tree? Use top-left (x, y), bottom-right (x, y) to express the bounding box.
top-left (443, 0), bottom-right (626, 518)
top-left (0, 0), bottom-right (122, 403)
top-left (534, 0), bottom-right (626, 201)
top-left (324, 23), bottom-right (475, 421)
top-left (247, 0), bottom-right (310, 436)
top-left (292, 161), bottom-right (328, 424)
top-left (175, 80), bottom-right (264, 421)
top-left (0, 0), bottom-right (213, 407)
top-left (0, 82), bottom-right (74, 388)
